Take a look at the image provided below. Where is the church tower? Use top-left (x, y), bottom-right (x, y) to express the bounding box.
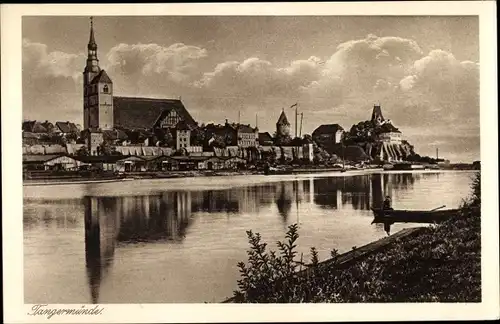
top-left (371, 104), bottom-right (385, 126)
top-left (276, 109), bottom-right (291, 137)
top-left (83, 17), bottom-right (113, 131)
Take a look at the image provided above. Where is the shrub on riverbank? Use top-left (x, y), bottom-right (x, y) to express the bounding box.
top-left (232, 172), bottom-right (481, 303)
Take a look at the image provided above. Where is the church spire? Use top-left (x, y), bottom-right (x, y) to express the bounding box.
top-left (84, 16), bottom-right (100, 74)
top-left (88, 17), bottom-right (97, 50)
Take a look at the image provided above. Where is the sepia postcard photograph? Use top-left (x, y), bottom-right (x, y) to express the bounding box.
top-left (2, 2), bottom-right (499, 323)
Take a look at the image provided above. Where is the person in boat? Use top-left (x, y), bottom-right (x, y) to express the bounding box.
top-left (383, 196), bottom-right (393, 211)
top-left (382, 196), bottom-right (393, 235)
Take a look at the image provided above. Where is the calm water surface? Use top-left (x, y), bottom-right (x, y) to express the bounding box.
top-left (24, 170), bottom-right (476, 303)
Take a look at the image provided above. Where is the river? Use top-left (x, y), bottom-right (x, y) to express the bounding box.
top-left (23, 170), bottom-right (476, 303)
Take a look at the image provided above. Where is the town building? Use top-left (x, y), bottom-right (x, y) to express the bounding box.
top-left (22, 120), bottom-right (48, 133)
top-left (23, 154), bottom-right (89, 171)
top-left (81, 129), bottom-right (104, 156)
top-left (55, 121), bottom-right (80, 135)
top-left (204, 120), bottom-right (258, 148)
top-left (378, 124), bottom-right (402, 144)
top-left (40, 121), bottom-right (56, 134)
top-left (258, 132), bottom-right (274, 146)
top-left (312, 124), bottom-right (344, 145)
top-left (235, 124), bottom-right (258, 148)
top-left (370, 104), bottom-right (402, 145)
top-left (175, 120), bottom-right (191, 150)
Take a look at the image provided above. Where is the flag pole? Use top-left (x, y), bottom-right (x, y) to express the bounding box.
top-left (295, 103), bottom-right (298, 138)
top-left (299, 112), bottom-right (303, 138)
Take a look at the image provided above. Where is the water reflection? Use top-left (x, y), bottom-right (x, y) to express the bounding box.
top-left (79, 173), bottom-right (422, 303)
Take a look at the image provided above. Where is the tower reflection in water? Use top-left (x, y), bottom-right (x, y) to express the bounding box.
top-left (83, 192), bottom-right (193, 303)
top-left (312, 173), bottom-right (417, 211)
top-left (83, 172), bottom-right (420, 303)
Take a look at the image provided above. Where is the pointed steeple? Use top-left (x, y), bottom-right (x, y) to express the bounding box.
top-left (277, 110), bottom-right (290, 126)
top-left (84, 16), bottom-right (100, 75)
top-left (88, 17), bottom-right (97, 50)
top-left (371, 104), bottom-right (385, 125)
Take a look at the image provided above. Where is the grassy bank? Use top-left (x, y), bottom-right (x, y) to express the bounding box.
top-left (231, 172), bottom-right (481, 303)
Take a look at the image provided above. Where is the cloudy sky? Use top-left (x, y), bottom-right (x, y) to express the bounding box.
top-left (23, 16), bottom-right (479, 162)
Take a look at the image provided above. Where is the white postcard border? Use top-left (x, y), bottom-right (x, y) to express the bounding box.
top-left (2, 2), bottom-right (498, 323)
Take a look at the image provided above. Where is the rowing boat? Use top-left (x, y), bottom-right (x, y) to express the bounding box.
top-left (371, 208), bottom-right (458, 224)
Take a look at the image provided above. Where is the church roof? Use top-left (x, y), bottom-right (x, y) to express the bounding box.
top-left (113, 96), bottom-right (196, 130)
top-left (277, 110), bottom-right (290, 125)
top-left (91, 70), bottom-right (112, 84)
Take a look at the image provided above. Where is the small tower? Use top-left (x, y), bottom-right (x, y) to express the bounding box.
top-left (371, 104), bottom-right (385, 126)
top-left (276, 109), bottom-right (291, 137)
top-left (83, 17), bottom-right (114, 131)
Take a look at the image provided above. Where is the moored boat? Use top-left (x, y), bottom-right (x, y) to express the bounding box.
top-left (371, 208), bottom-right (458, 224)
top-left (384, 163), bottom-right (425, 171)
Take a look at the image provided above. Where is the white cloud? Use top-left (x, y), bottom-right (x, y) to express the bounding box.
top-left (399, 75), bottom-right (416, 91)
top-left (314, 34), bottom-right (423, 97)
top-left (397, 49), bottom-right (479, 124)
top-left (23, 38), bottom-right (85, 81)
top-left (106, 42), bottom-right (207, 79)
top-left (194, 56), bottom-right (323, 100)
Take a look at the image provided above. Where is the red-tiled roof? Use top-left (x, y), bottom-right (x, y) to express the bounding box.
top-left (113, 96), bottom-right (196, 130)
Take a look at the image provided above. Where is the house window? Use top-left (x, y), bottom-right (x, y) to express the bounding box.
top-left (167, 110), bottom-right (180, 126)
top-left (103, 85), bottom-right (109, 93)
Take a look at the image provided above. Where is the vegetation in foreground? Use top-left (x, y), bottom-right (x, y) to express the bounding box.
top-left (232, 173), bottom-right (481, 303)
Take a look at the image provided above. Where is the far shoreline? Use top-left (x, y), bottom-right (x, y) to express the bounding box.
top-left (22, 167), bottom-right (475, 187)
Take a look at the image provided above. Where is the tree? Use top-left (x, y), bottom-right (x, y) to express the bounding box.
top-left (210, 135), bottom-right (227, 148)
top-left (163, 129), bottom-right (175, 147)
top-left (76, 145), bottom-right (89, 156)
top-left (65, 132), bottom-right (78, 144)
top-left (302, 134), bottom-right (313, 144)
top-left (313, 145), bottom-right (331, 165)
top-left (191, 127), bottom-right (206, 146)
top-left (274, 134), bottom-right (292, 146)
top-left (98, 141), bottom-right (121, 156)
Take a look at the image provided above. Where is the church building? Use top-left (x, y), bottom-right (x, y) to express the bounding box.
top-left (82, 18), bottom-right (197, 137)
top-left (83, 18), bottom-right (113, 131)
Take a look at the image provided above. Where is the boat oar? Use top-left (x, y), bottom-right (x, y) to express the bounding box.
top-left (430, 205), bottom-right (446, 212)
